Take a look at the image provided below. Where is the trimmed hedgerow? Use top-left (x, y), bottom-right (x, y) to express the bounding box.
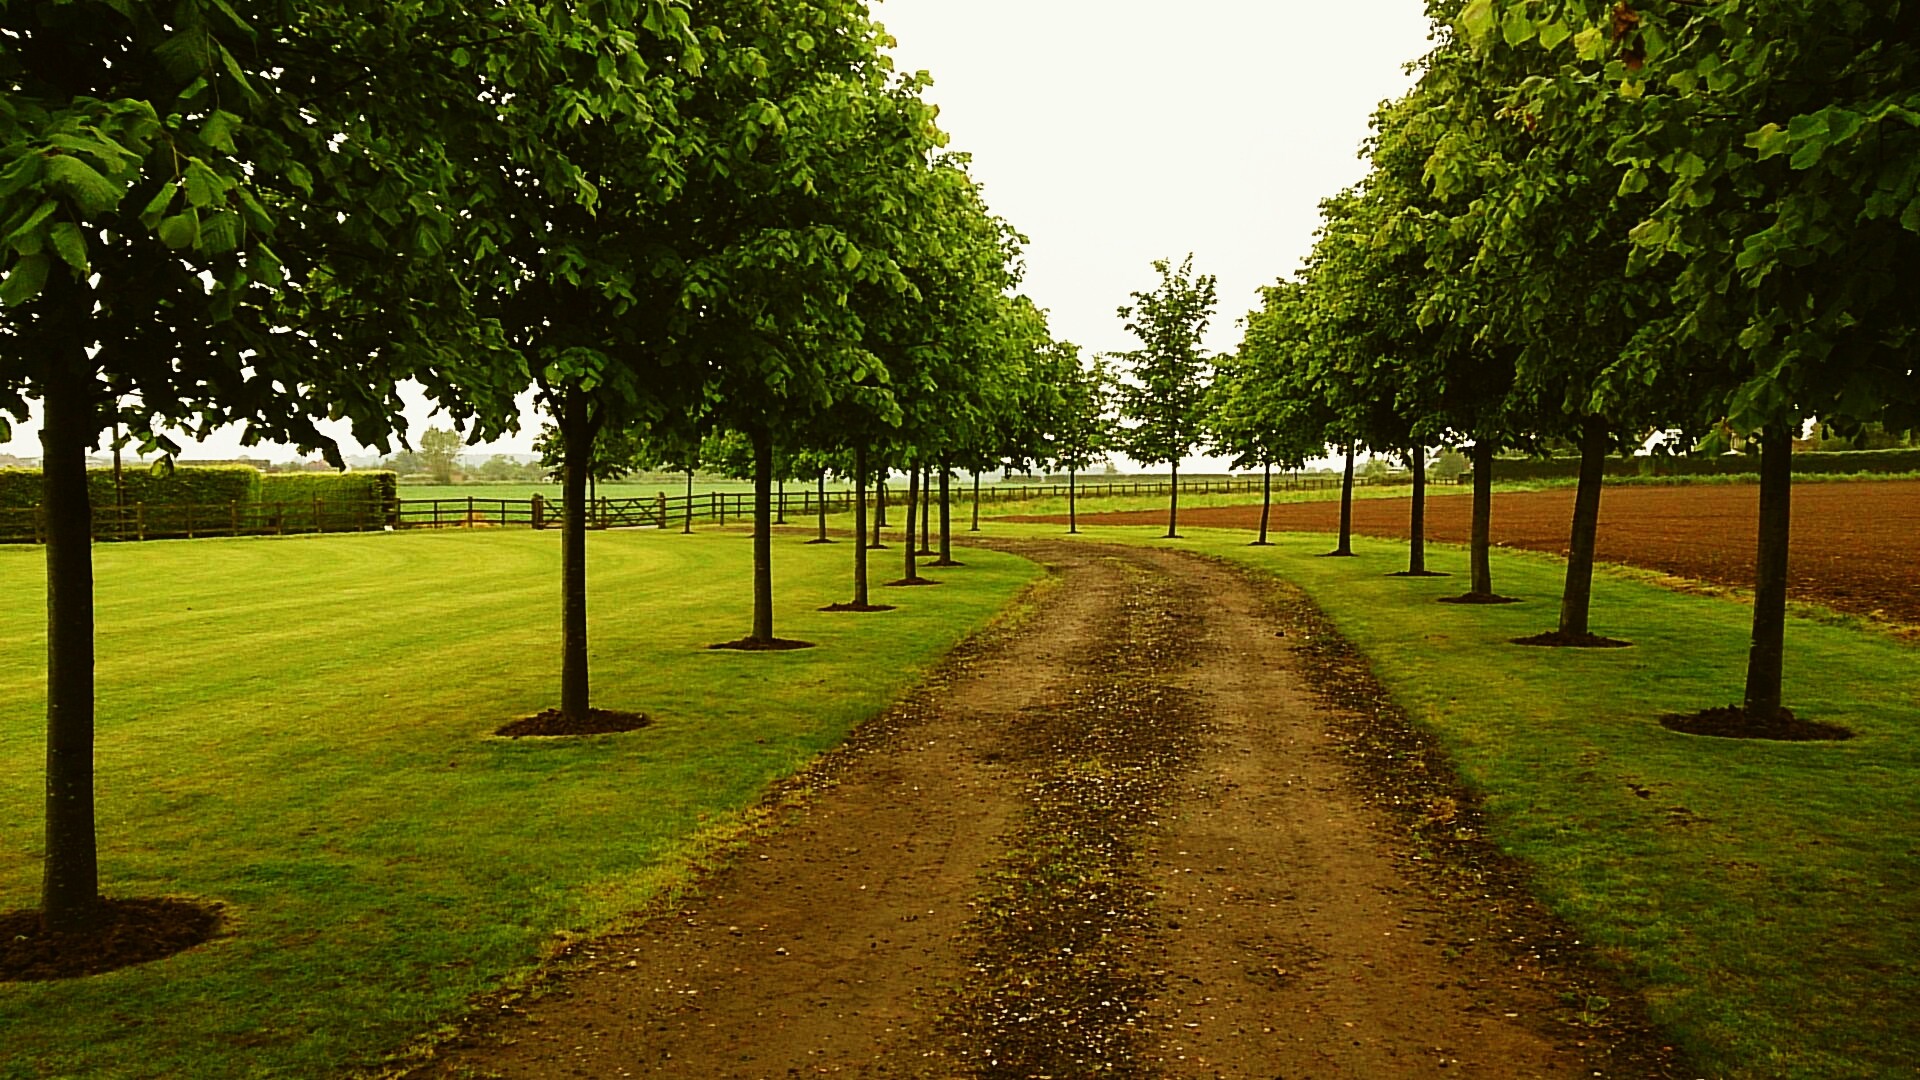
top-left (258, 471), bottom-right (398, 508)
top-left (0, 466), bottom-right (262, 511)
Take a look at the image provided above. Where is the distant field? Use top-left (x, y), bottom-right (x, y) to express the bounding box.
top-left (0, 530), bottom-right (1040, 1079)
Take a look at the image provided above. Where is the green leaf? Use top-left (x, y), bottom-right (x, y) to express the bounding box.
top-left (5, 199), bottom-right (58, 253)
top-left (1460, 0), bottom-right (1495, 42)
top-left (139, 181), bottom-right (179, 227)
top-left (48, 221), bottom-right (88, 274)
top-left (285, 162), bottom-right (313, 197)
top-left (1901, 195), bottom-right (1920, 235)
top-left (1618, 167), bottom-right (1649, 196)
top-left (0, 253), bottom-right (49, 306)
top-left (44, 154), bottom-right (123, 215)
top-left (1574, 25), bottom-right (1605, 61)
top-left (158, 209), bottom-right (201, 249)
top-left (1538, 20), bottom-right (1571, 50)
top-left (200, 110), bottom-right (242, 153)
top-left (200, 209), bottom-right (241, 254)
top-left (184, 158), bottom-right (224, 208)
top-left (1746, 123), bottom-right (1790, 160)
top-left (1501, 6), bottom-right (1537, 46)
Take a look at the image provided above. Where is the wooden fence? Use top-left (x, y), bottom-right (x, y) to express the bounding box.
top-left (0, 472), bottom-right (1415, 545)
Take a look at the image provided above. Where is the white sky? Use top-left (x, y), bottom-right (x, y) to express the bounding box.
top-left (0, 0), bottom-right (1432, 469)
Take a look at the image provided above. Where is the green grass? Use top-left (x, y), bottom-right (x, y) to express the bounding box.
top-left (980, 519), bottom-right (1920, 1078)
top-left (398, 478), bottom-right (759, 501)
top-left (0, 528), bottom-right (1041, 1079)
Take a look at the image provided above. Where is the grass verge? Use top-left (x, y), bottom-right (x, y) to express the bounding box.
top-left (0, 527), bottom-right (1039, 1079)
top-left (981, 520), bottom-right (1920, 1079)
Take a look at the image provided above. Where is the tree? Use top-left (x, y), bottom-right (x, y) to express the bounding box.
top-left (1475, 0), bottom-right (1919, 720)
top-left (0, 0), bottom-right (539, 936)
top-left (1223, 280), bottom-right (1336, 546)
top-left (418, 426), bottom-right (464, 484)
top-left (1112, 255), bottom-right (1218, 539)
top-left (1044, 346), bottom-right (1112, 535)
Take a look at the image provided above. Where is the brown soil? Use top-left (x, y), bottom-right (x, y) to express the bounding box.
top-left (0, 898), bottom-right (221, 981)
top-left (819, 602), bottom-right (898, 613)
top-left (927, 559), bottom-right (966, 568)
top-left (1512, 631), bottom-right (1634, 649)
top-left (1439, 593), bottom-right (1524, 606)
top-left (1388, 569), bottom-right (1452, 578)
top-left (405, 542), bottom-right (1681, 1079)
top-left (883, 576), bottom-right (940, 587)
top-left (495, 709), bottom-right (651, 738)
top-left (1660, 706), bottom-right (1855, 742)
top-left (1018, 480), bottom-right (1920, 628)
top-left (707, 638), bottom-right (817, 652)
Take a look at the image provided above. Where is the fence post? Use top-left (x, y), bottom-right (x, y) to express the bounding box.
top-left (532, 493), bottom-right (546, 530)
top-left (713, 490), bottom-right (721, 526)
top-left (136, 501), bottom-right (147, 541)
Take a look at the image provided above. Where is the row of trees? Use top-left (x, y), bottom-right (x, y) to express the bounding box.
top-left (1220, 0), bottom-right (1915, 729)
top-left (0, 0), bottom-right (1108, 939)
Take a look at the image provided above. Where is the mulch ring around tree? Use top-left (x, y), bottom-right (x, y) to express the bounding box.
top-left (927, 559), bottom-right (966, 568)
top-left (494, 709), bottom-right (651, 738)
top-left (1387, 569), bottom-right (1452, 578)
top-left (884, 577), bottom-right (940, 587)
top-left (1661, 706), bottom-right (1854, 742)
top-left (1438, 592), bottom-right (1523, 605)
top-left (818, 602), bottom-right (896, 613)
top-left (1512, 630), bottom-right (1633, 648)
top-left (706, 638), bottom-right (817, 652)
top-left (0, 898), bottom-right (222, 982)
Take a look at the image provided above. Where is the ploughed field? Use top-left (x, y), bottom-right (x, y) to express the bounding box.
top-left (1020, 480), bottom-right (1920, 628)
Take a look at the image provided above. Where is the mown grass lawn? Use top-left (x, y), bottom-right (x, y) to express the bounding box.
top-left (983, 520), bottom-right (1920, 1079)
top-left (0, 527), bottom-right (1040, 1079)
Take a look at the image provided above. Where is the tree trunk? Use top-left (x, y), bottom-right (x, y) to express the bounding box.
top-left (814, 471), bottom-right (829, 542)
top-left (970, 470), bottom-right (981, 532)
top-left (1330, 444), bottom-right (1356, 556)
top-left (1254, 459), bottom-right (1272, 545)
top-left (750, 427), bottom-right (775, 643)
top-left (1471, 440), bottom-right (1495, 596)
top-left (870, 476), bottom-right (885, 549)
top-left (1557, 419), bottom-right (1610, 637)
top-left (853, 445), bottom-right (870, 606)
top-left (1408, 446), bottom-right (1427, 575)
top-left (1069, 467), bottom-right (1078, 534)
top-left (903, 467), bottom-right (920, 581)
top-left (936, 459), bottom-right (953, 564)
top-left (559, 398), bottom-right (595, 723)
top-left (775, 478), bottom-right (786, 526)
top-left (919, 467), bottom-right (932, 555)
top-left (1166, 461), bottom-right (1180, 538)
top-left (682, 469), bottom-right (693, 534)
top-left (40, 343), bottom-right (101, 934)
top-left (1743, 424), bottom-right (1793, 719)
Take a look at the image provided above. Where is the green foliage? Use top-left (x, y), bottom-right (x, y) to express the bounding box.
top-left (1112, 255), bottom-right (1218, 469)
top-left (257, 471), bottom-right (397, 507)
top-left (0, 465), bottom-right (260, 510)
top-left (416, 427), bottom-right (464, 485)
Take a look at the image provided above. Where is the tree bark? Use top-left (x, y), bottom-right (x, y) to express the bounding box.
top-left (750, 427), bottom-right (775, 643)
top-left (1470, 440), bottom-right (1496, 596)
top-left (559, 395), bottom-right (597, 723)
top-left (936, 458), bottom-right (953, 564)
top-left (853, 445), bottom-right (870, 606)
top-left (682, 469), bottom-right (693, 534)
top-left (1743, 424), bottom-right (1793, 719)
top-left (1331, 444), bottom-right (1356, 556)
top-left (1557, 419), bottom-right (1610, 637)
top-left (1069, 467), bottom-right (1078, 534)
top-left (775, 478), bottom-right (786, 526)
top-left (1254, 459), bottom-right (1272, 545)
top-left (903, 466), bottom-right (920, 581)
top-left (1408, 446), bottom-right (1428, 574)
top-left (1166, 461), bottom-right (1180, 538)
top-left (814, 471), bottom-right (829, 542)
top-left (870, 476), bottom-right (885, 549)
top-left (919, 466), bottom-right (932, 555)
top-left (970, 470), bottom-right (981, 532)
top-left (40, 341), bottom-right (101, 933)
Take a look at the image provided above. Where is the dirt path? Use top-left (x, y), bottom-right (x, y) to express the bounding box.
top-left (407, 543), bottom-right (1677, 1079)
top-left (1014, 480), bottom-right (1920, 628)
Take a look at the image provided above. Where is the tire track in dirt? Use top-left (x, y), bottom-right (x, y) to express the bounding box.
top-left (402, 541), bottom-right (1681, 1079)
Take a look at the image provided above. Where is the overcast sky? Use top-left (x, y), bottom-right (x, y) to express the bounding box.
top-left (0, 0), bottom-right (1434, 468)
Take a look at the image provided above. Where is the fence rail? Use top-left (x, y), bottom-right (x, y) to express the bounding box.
top-left (0, 472), bottom-right (1409, 545)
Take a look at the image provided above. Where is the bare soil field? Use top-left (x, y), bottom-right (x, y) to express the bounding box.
top-left (405, 543), bottom-right (1680, 1078)
top-left (1021, 481), bottom-right (1920, 628)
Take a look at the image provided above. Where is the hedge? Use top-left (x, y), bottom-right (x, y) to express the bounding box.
top-left (1487, 448), bottom-right (1920, 483)
top-left (0, 465), bottom-right (262, 511)
top-left (259, 471), bottom-right (398, 507)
